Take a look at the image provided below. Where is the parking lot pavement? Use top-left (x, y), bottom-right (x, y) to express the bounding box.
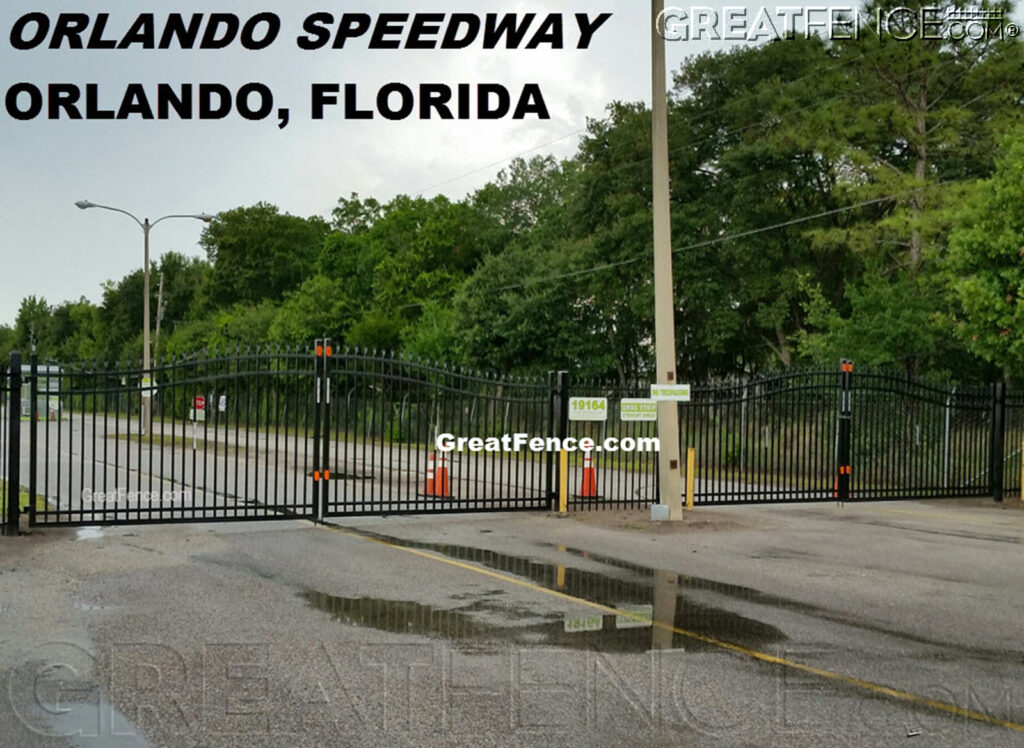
top-left (1, 498), bottom-right (1022, 746)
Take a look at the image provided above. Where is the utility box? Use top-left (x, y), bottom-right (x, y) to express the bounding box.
top-left (21, 365), bottom-right (61, 420)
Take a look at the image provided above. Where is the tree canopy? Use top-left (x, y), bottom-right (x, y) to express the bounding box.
top-left (9, 25), bottom-right (1023, 384)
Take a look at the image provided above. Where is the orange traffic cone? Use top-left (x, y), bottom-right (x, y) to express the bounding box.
top-left (422, 452), bottom-right (452, 498)
top-left (577, 451), bottom-right (599, 498)
top-left (434, 453), bottom-right (451, 498)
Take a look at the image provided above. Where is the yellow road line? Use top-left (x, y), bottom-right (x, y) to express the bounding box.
top-left (318, 521), bottom-right (1024, 735)
top-left (877, 506), bottom-right (1023, 528)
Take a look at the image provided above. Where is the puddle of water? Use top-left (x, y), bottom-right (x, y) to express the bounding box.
top-left (301, 532), bottom-right (787, 653)
top-left (76, 527), bottom-right (104, 541)
top-left (300, 589), bottom-right (702, 653)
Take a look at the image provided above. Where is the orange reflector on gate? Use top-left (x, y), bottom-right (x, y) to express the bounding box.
top-left (326, 346), bottom-right (333, 357)
top-left (316, 345), bottom-right (323, 357)
top-left (324, 470), bottom-right (330, 481)
top-left (313, 471), bottom-right (321, 482)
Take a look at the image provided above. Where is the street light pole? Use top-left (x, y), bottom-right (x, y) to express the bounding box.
top-left (75, 201), bottom-right (214, 435)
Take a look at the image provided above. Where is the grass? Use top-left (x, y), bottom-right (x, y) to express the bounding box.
top-left (0, 480), bottom-right (48, 517)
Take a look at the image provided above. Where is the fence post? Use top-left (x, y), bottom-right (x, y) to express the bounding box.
top-left (837, 359), bottom-right (852, 502)
top-left (546, 371), bottom-right (555, 507)
top-left (5, 351), bottom-right (22, 536)
top-left (28, 353), bottom-right (37, 526)
top-left (320, 339), bottom-right (332, 519)
top-left (990, 381), bottom-right (1006, 502)
top-left (312, 339), bottom-right (323, 520)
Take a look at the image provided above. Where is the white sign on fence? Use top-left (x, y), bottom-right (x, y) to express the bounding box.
top-left (650, 384), bottom-right (691, 402)
top-left (620, 398), bottom-right (658, 421)
top-left (569, 397), bottom-right (608, 422)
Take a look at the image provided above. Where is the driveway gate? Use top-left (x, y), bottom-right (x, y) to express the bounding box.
top-left (2, 347), bottom-right (1017, 530)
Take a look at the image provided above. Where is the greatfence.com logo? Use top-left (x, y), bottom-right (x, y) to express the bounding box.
top-left (436, 433), bottom-right (660, 454)
top-left (656, 5), bottom-right (1020, 42)
top-left (81, 488), bottom-right (192, 506)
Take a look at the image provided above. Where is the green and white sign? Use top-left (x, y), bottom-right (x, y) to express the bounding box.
top-left (620, 398), bottom-right (657, 422)
top-left (569, 397), bottom-right (608, 421)
top-left (650, 384), bottom-right (691, 402)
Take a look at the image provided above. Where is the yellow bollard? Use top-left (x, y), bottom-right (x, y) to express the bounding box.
top-left (686, 447), bottom-right (695, 511)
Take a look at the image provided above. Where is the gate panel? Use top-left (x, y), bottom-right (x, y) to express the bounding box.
top-left (849, 372), bottom-right (990, 500)
top-left (1003, 390), bottom-right (1024, 497)
top-left (683, 368), bottom-right (839, 504)
top-left (323, 350), bottom-right (551, 516)
top-left (30, 347), bottom-right (318, 526)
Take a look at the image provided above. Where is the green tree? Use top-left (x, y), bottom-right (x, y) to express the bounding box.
top-left (796, 2), bottom-right (1023, 374)
top-left (947, 132), bottom-right (1024, 377)
top-left (199, 203), bottom-right (328, 310)
top-left (13, 296), bottom-right (53, 357)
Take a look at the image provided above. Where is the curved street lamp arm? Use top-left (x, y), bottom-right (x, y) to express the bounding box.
top-left (78, 202), bottom-right (146, 230)
top-left (151, 213), bottom-right (215, 228)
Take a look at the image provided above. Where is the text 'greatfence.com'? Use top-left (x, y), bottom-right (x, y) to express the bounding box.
top-left (435, 433), bottom-right (660, 454)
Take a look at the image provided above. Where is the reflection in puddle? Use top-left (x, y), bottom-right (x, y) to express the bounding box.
top-left (76, 527), bottom-right (104, 541)
top-left (301, 536), bottom-right (786, 653)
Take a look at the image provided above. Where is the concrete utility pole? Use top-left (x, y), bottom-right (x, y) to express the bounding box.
top-left (651, 0), bottom-right (684, 519)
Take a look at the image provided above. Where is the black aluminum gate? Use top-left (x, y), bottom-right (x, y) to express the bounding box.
top-left (563, 362), bottom-right (1015, 508)
top-left (316, 340), bottom-right (551, 516)
top-left (14, 344), bottom-right (554, 528)
top-left (2, 348), bottom-right (1017, 530)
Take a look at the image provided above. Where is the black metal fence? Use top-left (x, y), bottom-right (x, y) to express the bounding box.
top-left (1, 348), bottom-right (1021, 530)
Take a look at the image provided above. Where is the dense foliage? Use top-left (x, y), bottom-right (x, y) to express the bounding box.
top-left (4, 19), bottom-right (1022, 383)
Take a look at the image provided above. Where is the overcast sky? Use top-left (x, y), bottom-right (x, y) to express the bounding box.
top-left (0, 1), bottom-right (841, 326)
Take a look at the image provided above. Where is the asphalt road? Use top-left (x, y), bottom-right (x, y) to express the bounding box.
top-left (11, 415), bottom-right (840, 526)
top-left (1, 498), bottom-right (1023, 746)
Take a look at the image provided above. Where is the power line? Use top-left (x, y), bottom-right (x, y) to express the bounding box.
top-left (489, 180), bottom-right (952, 295)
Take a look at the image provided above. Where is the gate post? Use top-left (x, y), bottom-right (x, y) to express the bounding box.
top-left (322, 340), bottom-right (333, 518)
top-left (990, 381), bottom-right (1006, 502)
top-left (28, 353), bottom-right (38, 526)
top-left (5, 351), bottom-right (22, 536)
top-left (312, 339), bottom-right (324, 520)
top-left (546, 371), bottom-right (555, 507)
top-left (837, 359), bottom-right (852, 502)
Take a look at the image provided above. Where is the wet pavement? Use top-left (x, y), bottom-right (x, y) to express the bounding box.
top-left (1, 500), bottom-right (1023, 746)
